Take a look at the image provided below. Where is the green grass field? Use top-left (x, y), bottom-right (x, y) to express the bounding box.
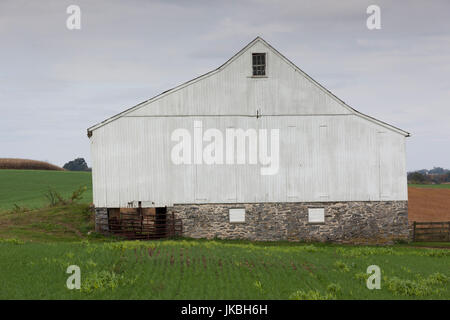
top-left (408, 183), bottom-right (450, 189)
top-left (0, 239), bottom-right (448, 299)
top-left (0, 202), bottom-right (449, 300)
top-left (0, 169), bottom-right (92, 210)
top-left (0, 203), bottom-right (96, 242)
top-left (0, 169), bottom-right (448, 300)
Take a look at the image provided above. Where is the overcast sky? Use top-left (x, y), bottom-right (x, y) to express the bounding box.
top-left (1, 0), bottom-right (449, 171)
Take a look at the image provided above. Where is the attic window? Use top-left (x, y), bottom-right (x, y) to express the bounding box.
top-left (252, 53), bottom-right (266, 76)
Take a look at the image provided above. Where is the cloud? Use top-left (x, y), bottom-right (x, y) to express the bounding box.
top-left (201, 18), bottom-right (294, 41)
top-left (0, 0), bottom-right (449, 170)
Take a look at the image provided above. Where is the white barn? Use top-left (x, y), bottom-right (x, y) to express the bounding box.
top-left (88, 37), bottom-right (409, 243)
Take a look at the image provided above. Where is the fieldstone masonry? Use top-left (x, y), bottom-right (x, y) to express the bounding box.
top-left (167, 201), bottom-right (409, 244)
top-left (95, 201), bottom-right (409, 244)
top-left (95, 207), bottom-right (109, 233)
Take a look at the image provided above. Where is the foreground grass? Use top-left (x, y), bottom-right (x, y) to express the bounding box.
top-left (0, 177), bottom-right (448, 300)
top-left (408, 242), bottom-right (450, 248)
top-left (0, 169), bottom-right (92, 210)
top-left (0, 239), bottom-right (448, 299)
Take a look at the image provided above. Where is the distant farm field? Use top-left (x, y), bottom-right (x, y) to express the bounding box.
top-left (408, 184), bottom-right (450, 189)
top-left (408, 186), bottom-right (450, 222)
top-left (0, 170), bottom-right (92, 210)
top-left (0, 158), bottom-right (63, 171)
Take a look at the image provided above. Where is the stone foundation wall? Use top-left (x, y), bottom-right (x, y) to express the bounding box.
top-left (167, 201), bottom-right (409, 244)
top-left (95, 207), bottom-right (109, 233)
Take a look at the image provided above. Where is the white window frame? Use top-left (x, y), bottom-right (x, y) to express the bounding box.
top-left (308, 208), bottom-right (325, 224)
top-left (229, 208), bottom-right (246, 223)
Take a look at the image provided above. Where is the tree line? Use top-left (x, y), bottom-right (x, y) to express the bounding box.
top-left (63, 158), bottom-right (91, 172)
top-left (407, 167), bottom-right (450, 184)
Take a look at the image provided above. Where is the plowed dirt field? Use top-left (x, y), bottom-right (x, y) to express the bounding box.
top-left (408, 187), bottom-right (450, 222)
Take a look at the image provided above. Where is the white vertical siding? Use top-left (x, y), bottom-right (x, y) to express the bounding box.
top-left (90, 114), bottom-right (407, 207)
top-left (89, 39), bottom-right (408, 207)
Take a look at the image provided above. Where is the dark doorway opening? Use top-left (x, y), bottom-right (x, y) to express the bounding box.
top-left (154, 207), bottom-right (167, 239)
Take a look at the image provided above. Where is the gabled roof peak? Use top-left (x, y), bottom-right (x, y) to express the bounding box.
top-left (87, 37), bottom-right (409, 137)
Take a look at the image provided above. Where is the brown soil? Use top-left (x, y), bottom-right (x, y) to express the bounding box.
top-left (408, 187), bottom-right (450, 222)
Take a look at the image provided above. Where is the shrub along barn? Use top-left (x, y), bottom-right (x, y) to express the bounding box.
top-left (87, 37), bottom-right (410, 243)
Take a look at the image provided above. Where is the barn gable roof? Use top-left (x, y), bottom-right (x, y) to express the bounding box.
top-left (87, 37), bottom-right (410, 137)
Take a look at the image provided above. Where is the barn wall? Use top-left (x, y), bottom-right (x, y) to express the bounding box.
top-left (89, 39), bottom-right (408, 208)
top-left (90, 114), bottom-right (407, 208)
